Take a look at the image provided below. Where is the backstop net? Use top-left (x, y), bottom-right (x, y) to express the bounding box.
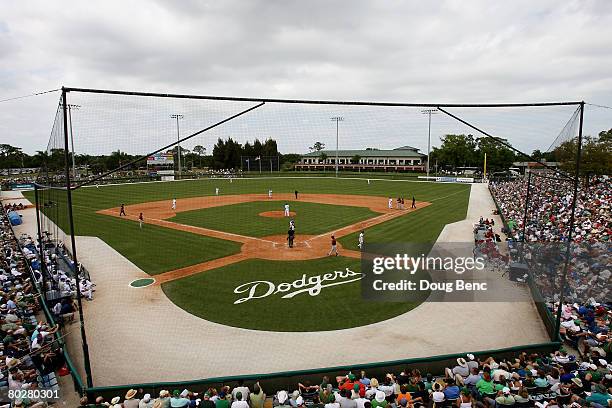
top-left (31, 88), bottom-right (609, 396)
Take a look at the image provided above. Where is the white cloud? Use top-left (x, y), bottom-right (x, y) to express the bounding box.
top-left (0, 0), bottom-right (611, 154)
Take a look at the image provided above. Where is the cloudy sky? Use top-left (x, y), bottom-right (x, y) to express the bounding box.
top-left (1, 0), bottom-right (611, 155)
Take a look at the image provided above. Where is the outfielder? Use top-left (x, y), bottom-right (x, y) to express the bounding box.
top-left (268, 189), bottom-right (273, 198)
top-left (215, 187), bottom-right (219, 196)
top-left (172, 198), bottom-right (177, 210)
top-left (284, 203), bottom-right (290, 217)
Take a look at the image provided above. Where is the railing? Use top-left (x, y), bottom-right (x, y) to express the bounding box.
top-left (1, 206), bottom-right (85, 393)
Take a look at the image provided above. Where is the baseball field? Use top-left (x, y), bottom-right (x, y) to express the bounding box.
top-left (27, 177), bottom-right (470, 332)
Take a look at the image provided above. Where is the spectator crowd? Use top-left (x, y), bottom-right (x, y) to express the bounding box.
top-left (1, 206), bottom-right (66, 407)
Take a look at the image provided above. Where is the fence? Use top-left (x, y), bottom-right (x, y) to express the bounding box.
top-left (31, 87), bottom-right (588, 397)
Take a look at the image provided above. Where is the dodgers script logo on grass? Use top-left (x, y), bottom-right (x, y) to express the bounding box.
top-left (234, 268), bottom-right (363, 304)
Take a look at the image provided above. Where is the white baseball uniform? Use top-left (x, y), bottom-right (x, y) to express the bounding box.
top-left (388, 198), bottom-right (393, 209)
top-left (358, 232), bottom-right (364, 249)
top-left (172, 199), bottom-right (176, 210)
top-left (215, 187), bottom-right (219, 195)
top-left (284, 204), bottom-right (290, 216)
top-left (268, 189), bottom-right (273, 198)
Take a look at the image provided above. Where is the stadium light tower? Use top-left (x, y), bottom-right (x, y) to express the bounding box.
top-left (62, 103), bottom-right (81, 179)
top-left (330, 116), bottom-right (344, 177)
top-left (421, 109), bottom-right (438, 179)
top-left (171, 114), bottom-right (184, 178)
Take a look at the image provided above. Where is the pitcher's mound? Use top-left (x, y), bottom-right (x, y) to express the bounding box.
top-left (259, 210), bottom-right (296, 218)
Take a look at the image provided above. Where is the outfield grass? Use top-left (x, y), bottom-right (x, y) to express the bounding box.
top-left (170, 200), bottom-right (379, 237)
top-left (161, 256), bottom-right (430, 331)
top-left (25, 177), bottom-right (470, 276)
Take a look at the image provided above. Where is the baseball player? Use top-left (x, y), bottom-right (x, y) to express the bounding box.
top-left (268, 189), bottom-right (273, 198)
top-left (215, 187), bottom-right (219, 196)
top-left (358, 230), bottom-right (364, 249)
top-left (388, 198), bottom-right (393, 209)
top-left (138, 212), bottom-right (144, 229)
top-left (367, 179), bottom-right (370, 185)
top-left (119, 204), bottom-right (126, 217)
top-left (294, 190), bottom-right (299, 199)
top-left (172, 198), bottom-right (177, 210)
top-left (284, 203), bottom-right (290, 217)
top-left (411, 196), bottom-right (416, 209)
top-left (287, 228), bottom-right (295, 248)
top-left (289, 219), bottom-right (295, 231)
top-left (328, 235), bottom-right (339, 256)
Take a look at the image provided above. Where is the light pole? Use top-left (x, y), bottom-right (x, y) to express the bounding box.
top-left (330, 116), bottom-right (344, 177)
top-left (421, 109), bottom-right (438, 179)
top-left (63, 104), bottom-right (81, 179)
top-left (170, 114), bottom-right (184, 178)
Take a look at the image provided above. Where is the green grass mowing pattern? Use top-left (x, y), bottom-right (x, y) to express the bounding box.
top-left (25, 178), bottom-right (470, 276)
top-left (161, 256), bottom-right (429, 332)
top-left (169, 200), bottom-right (379, 237)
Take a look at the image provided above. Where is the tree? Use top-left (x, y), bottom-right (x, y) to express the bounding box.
top-left (429, 134), bottom-right (478, 170)
top-left (309, 141), bottom-right (325, 152)
top-left (475, 137), bottom-right (516, 172)
top-left (193, 145), bottom-right (206, 167)
top-left (555, 131), bottom-right (612, 176)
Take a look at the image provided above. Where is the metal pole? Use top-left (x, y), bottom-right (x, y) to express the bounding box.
top-left (336, 119), bottom-right (339, 177)
top-left (554, 102), bottom-right (584, 338)
top-left (61, 88), bottom-right (94, 389)
top-left (520, 171), bottom-right (533, 262)
top-left (176, 116), bottom-right (181, 179)
top-left (171, 114), bottom-right (184, 179)
top-left (270, 159), bottom-right (273, 174)
top-left (331, 116), bottom-right (343, 178)
top-left (422, 109), bottom-right (438, 178)
top-left (33, 184), bottom-right (48, 292)
top-left (427, 111), bottom-right (431, 177)
top-left (68, 106), bottom-right (77, 179)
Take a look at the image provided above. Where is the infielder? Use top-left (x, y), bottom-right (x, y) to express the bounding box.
top-left (138, 212), bottom-right (144, 229)
top-left (388, 198), bottom-right (393, 209)
top-left (119, 204), bottom-right (126, 217)
top-left (284, 203), bottom-right (290, 217)
top-left (172, 198), bottom-right (177, 210)
top-left (411, 196), bottom-right (416, 209)
top-left (358, 230), bottom-right (364, 249)
top-left (268, 189), bottom-right (273, 198)
top-left (328, 235), bottom-right (339, 256)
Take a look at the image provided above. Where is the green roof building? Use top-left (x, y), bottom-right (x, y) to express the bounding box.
top-left (296, 146), bottom-right (426, 172)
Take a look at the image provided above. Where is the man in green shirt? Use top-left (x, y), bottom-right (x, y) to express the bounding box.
top-left (585, 384), bottom-right (611, 406)
top-left (216, 392), bottom-right (230, 408)
top-left (476, 372), bottom-right (495, 397)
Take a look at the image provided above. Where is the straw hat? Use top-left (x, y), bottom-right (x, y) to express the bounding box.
top-left (125, 389), bottom-right (137, 400)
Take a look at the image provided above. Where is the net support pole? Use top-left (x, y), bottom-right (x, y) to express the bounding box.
top-left (61, 87), bottom-right (94, 389)
top-left (33, 184), bottom-right (48, 293)
top-left (521, 172), bottom-right (533, 242)
top-left (554, 101), bottom-right (584, 337)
